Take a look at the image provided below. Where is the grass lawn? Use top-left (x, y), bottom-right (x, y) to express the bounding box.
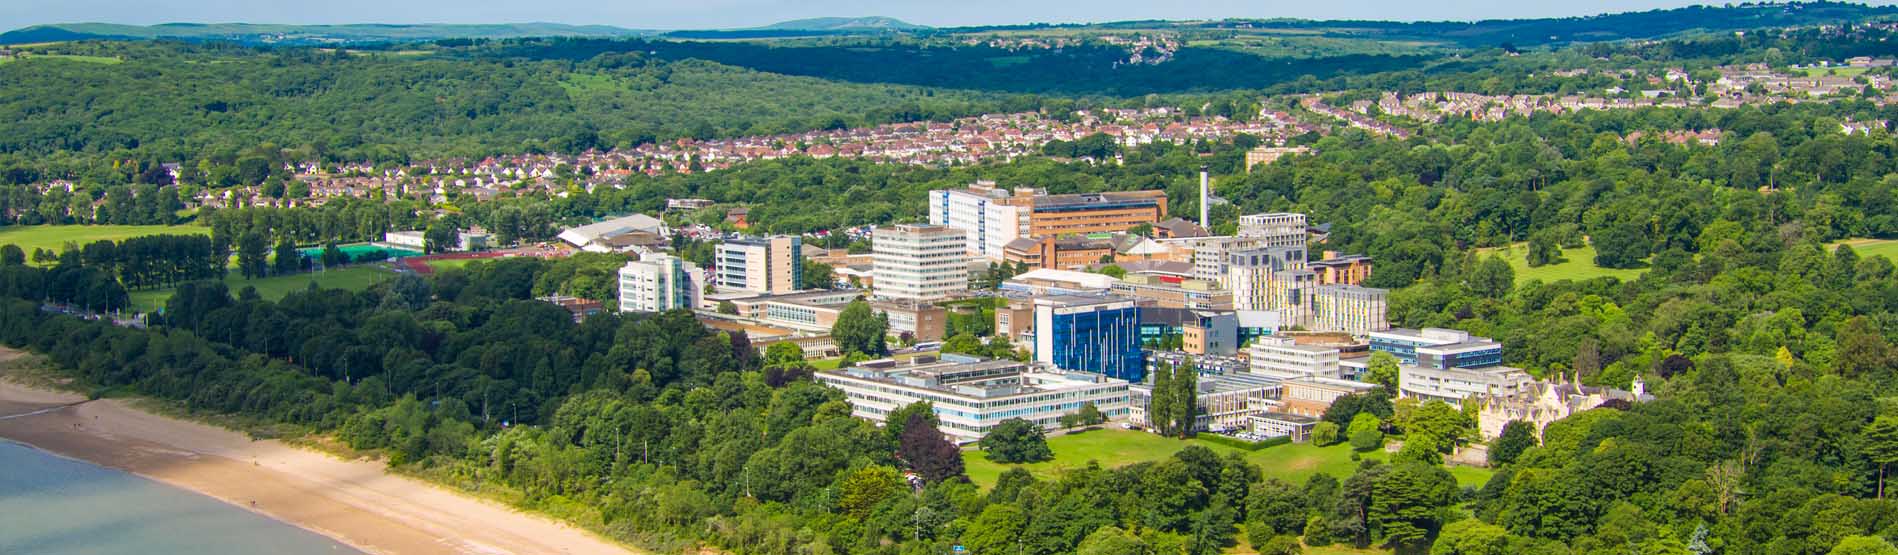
top-left (963, 429), bottom-right (1492, 490)
top-left (128, 265), bottom-right (396, 312)
top-left (425, 258), bottom-right (481, 271)
top-left (1831, 238), bottom-right (1898, 261)
top-left (0, 225), bottom-right (209, 261)
top-left (1477, 242), bottom-right (1646, 285)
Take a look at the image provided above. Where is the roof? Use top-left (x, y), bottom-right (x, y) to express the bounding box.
top-left (1115, 260), bottom-right (1195, 277)
top-left (557, 214), bottom-right (665, 246)
top-left (1010, 268), bottom-right (1118, 290)
top-left (1154, 217), bottom-right (1209, 238)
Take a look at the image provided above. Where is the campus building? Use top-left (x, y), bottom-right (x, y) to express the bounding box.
top-left (927, 183), bottom-right (1169, 259)
top-left (1111, 274), bottom-right (1233, 311)
top-left (1247, 336), bottom-right (1345, 380)
top-left (1310, 285), bottom-right (1389, 337)
top-left (1369, 328), bottom-right (1504, 369)
top-left (814, 354), bottom-right (1131, 443)
top-left (1002, 236), bottom-right (1115, 270)
top-left (1034, 295), bottom-right (1145, 382)
top-left (618, 253), bottom-right (695, 313)
top-left (716, 235), bottom-right (802, 295)
top-left (1129, 372), bottom-right (1281, 433)
top-left (872, 224), bottom-right (969, 302)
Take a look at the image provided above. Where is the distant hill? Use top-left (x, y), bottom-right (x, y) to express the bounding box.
top-left (0, 22), bottom-right (654, 45)
top-left (755, 17), bottom-right (926, 32)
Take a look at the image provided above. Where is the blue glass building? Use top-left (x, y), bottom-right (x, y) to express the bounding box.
top-left (1033, 296), bottom-right (1145, 383)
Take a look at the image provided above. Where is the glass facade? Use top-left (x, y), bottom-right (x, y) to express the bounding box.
top-left (1043, 305), bottom-right (1145, 383)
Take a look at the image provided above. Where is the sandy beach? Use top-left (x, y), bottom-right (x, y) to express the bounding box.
top-left (0, 349), bottom-right (637, 555)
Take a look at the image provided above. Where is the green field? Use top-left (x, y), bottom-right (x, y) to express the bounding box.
top-left (0, 53), bottom-right (123, 65)
top-left (425, 258), bottom-right (481, 271)
top-left (0, 225), bottom-right (210, 261)
top-left (128, 265), bottom-right (395, 312)
top-left (963, 429), bottom-right (1490, 490)
top-left (1799, 66), bottom-right (1868, 77)
top-left (1831, 238), bottom-right (1898, 261)
top-left (1477, 242), bottom-right (1646, 286)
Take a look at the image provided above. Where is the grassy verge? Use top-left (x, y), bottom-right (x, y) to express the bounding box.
top-left (1476, 242), bottom-right (1646, 285)
top-left (1831, 238), bottom-right (1898, 261)
top-left (128, 265), bottom-right (396, 312)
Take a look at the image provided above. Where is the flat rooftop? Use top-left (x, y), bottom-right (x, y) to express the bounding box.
top-left (824, 354), bottom-right (1125, 400)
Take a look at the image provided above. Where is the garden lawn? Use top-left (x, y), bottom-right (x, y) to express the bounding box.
top-left (962, 429), bottom-right (1491, 490)
top-left (128, 265), bottom-right (395, 312)
top-left (1831, 238), bottom-right (1898, 261)
top-left (0, 225), bottom-right (208, 262)
top-left (1477, 242), bottom-right (1646, 285)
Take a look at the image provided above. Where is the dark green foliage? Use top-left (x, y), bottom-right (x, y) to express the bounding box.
top-left (1489, 420), bottom-right (1536, 467)
top-left (831, 298), bottom-right (888, 356)
top-left (979, 418), bottom-right (1052, 463)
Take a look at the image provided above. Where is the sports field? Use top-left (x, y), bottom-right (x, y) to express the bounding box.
top-left (128, 265), bottom-right (395, 312)
top-left (962, 428), bottom-right (1491, 490)
top-left (0, 225), bottom-right (209, 262)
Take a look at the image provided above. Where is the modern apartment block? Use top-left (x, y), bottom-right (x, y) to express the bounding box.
top-left (1310, 285), bottom-right (1388, 337)
top-left (1310, 251), bottom-right (1374, 285)
top-left (618, 253), bottom-right (694, 313)
top-left (1034, 295), bottom-right (1145, 382)
top-left (814, 354), bottom-right (1131, 443)
top-left (1227, 244), bottom-right (1308, 311)
top-left (716, 235), bottom-right (802, 294)
top-left (1237, 212), bottom-right (1308, 248)
top-left (928, 183), bottom-right (1169, 260)
top-left (872, 224), bottom-right (969, 302)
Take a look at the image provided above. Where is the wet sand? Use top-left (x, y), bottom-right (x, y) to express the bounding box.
top-left (0, 349), bottom-right (636, 555)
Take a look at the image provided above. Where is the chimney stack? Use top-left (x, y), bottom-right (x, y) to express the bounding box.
top-left (1198, 166), bottom-right (1210, 229)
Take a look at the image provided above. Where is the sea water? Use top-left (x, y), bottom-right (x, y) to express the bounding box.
top-left (0, 440), bottom-right (360, 554)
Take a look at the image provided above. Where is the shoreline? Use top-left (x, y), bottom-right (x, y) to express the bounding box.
top-left (0, 349), bottom-right (637, 555)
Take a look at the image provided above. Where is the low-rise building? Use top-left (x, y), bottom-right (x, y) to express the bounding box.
top-left (1278, 377), bottom-right (1379, 418)
top-left (1249, 412), bottom-right (1320, 442)
top-left (1399, 364), bottom-right (1533, 404)
top-left (1247, 336), bottom-right (1344, 380)
top-left (815, 354), bottom-right (1131, 443)
top-left (1003, 236), bottom-right (1115, 270)
top-left (1370, 328), bottom-right (1503, 369)
top-left (1129, 372), bottom-right (1280, 432)
top-left (1112, 274), bottom-right (1233, 311)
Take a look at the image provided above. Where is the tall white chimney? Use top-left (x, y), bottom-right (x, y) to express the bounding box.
top-left (1198, 166), bottom-right (1210, 229)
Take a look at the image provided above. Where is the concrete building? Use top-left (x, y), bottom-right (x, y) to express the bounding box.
top-left (928, 183), bottom-right (1030, 259)
top-left (1111, 274), bottom-right (1233, 311)
top-left (1237, 212), bottom-right (1308, 248)
top-left (1310, 285), bottom-right (1388, 337)
top-left (928, 183), bottom-right (1168, 259)
top-left (720, 290), bottom-right (948, 342)
top-left (1369, 328), bottom-right (1504, 369)
top-left (1399, 364), bottom-right (1533, 404)
top-left (1278, 377), bottom-right (1379, 418)
top-left (1227, 245), bottom-right (1308, 312)
top-left (1003, 236), bottom-right (1115, 270)
top-left (815, 354), bottom-right (1131, 443)
top-left (618, 253), bottom-right (695, 313)
top-left (1184, 236), bottom-right (1262, 287)
top-left (1244, 146), bottom-right (1311, 171)
top-left (872, 224), bottom-right (969, 302)
top-left (1182, 311), bottom-right (1240, 356)
top-left (1129, 372), bottom-right (1280, 432)
top-left (1000, 268), bottom-right (1118, 296)
top-left (716, 236), bottom-right (802, 295)
top-left (1247, 336), bottom-right (1345, 380)
top-left (994, 299), bottom-right (1036, 345)
top-left (1034, 295), bottom-right (1145, 382)
top-left (1249, 412), bottom-right (1321, 442)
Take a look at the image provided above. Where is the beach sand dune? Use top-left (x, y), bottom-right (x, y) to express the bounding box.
top-left (0, 349), bottom-right (636, 555)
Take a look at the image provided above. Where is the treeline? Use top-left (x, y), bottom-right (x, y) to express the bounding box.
top-left (0, 182), bottom-right (185, 226)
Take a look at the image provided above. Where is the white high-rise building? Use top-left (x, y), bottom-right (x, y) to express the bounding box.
top-left (1238, 213), bottom-right (1308, 249)
top-left (715, 236), bottom-right (802, 294)
top-left (618, 253), bottom-right (694, 313)
top-left (928, 184), bottom-right (1029, 260)
top-left (873, 224), bottom-right (969, 302)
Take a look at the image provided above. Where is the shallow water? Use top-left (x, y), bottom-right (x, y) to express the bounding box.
top-left (0, 440), bottom-right (360, 554)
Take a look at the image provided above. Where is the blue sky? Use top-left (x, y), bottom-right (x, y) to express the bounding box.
top-left (2, 1), bottom-right (1888, 31)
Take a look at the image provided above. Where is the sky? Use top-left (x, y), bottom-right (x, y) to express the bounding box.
top-left (1, 0), bottom-right (1888, 32)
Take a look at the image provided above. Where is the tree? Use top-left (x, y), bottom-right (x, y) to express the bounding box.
top-left (272, 238), bottom-right (300, 276)
top-left (980, 418), bottom-right (1052, 463)
top-left (424, 222), bottom-right (459, 254)
top-left (320, 241), bottom-right (348, 267)
top-left (963, 504), bottom-right (1028, 555)
top-left (1864, 416), bottom-right (1898, 498)
top-left (832, 299), bottom-right (888, 356)
top-left (1525, 231), bottom-right (1563, 268)
top-left (1077, 526), bottom-right (1150, 555)
top-left (800, 259), bottom-right (834, 290)
top-left (1835, 316), bottom-right (1892, 379)
top-left (1098, 264), bottom-right (1128, 279)
top-left (1311, 421), bottom-right (1340, 446)
top-left (1490, 420), bottom-right (1536, 466)
top-left (1254, 535), bottom-right (1303, 555)
top-left (1467, 256), bottom-right (1514, 297)
top-left (1348, 413), bottom-right (1384, 452)
top-left (0, 245), bottom-right (22, 266)
top-left (235, 231), bottom-right (269, 279)
top-left (1432, 518), bottom-right (1510, 555)
top-left (763, 341), bottom-right (804, 367)
top-left (837, 465), bottom-right (905, 518)
top-left (885, 401), bottom-right (938, 442)
top-left (1832, 536), bottom-right (1898, 555)
top-left (899, 412), bottom-right (964, 483)
top-left (1369, 462), bottom-right (1459, 550)
top-left (1365, 351), bottom-right (1400, 391)
top-left (1592, 223), bottom-right (1649, 269)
